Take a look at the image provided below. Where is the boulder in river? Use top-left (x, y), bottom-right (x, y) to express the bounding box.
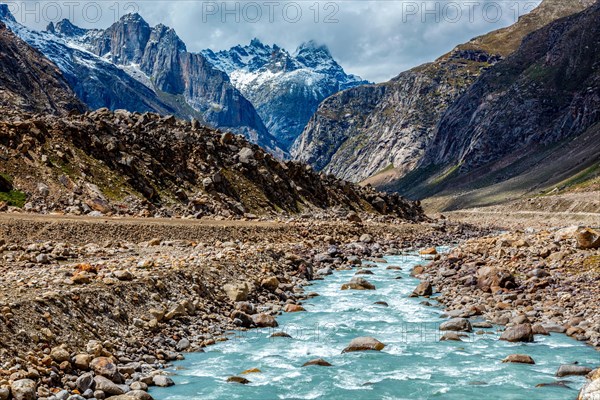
top-left (342, 337), bottom-right (385, 353)
top-left (227, 376), bottom-right (250, 384)
top-left (440, 332), bottom-right (463, 341)
top-left (502, 354), bottom-right (535, 364)
top-left (440, 318), bottom-right (472, 332)
top-left (284, 304), bottom-right (306, 312)
top-left (302, 358), bottom-right (332, 367)
top-left (499, 324), bottom-right (534, 343)
top-left (556, 364), bottom-right (593, 377)
top-left (341, 277), bottom-right (376, 290)
top-left (410, 281), bottom-right (432, 297)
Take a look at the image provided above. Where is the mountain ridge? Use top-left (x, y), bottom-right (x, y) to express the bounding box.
top-left (203, 38), bottom-right (369, 149)
top-left (292, 0), bottom-right (594, 183)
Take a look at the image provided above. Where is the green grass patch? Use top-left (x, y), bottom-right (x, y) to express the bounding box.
top-left (0, 190), bottom-right (27, 208)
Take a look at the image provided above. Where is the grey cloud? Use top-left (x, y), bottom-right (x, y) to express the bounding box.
top-left (10, 0), bottom-right (541, 82)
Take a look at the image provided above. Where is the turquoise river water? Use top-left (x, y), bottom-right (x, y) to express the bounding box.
top-left (151, 251), bottom-right (599, 400)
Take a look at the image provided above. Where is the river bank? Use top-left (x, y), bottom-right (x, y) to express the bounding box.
top-left (0, 213), bottom-right (476, 400)
top-left (0, 213), bottom-right (598, 399)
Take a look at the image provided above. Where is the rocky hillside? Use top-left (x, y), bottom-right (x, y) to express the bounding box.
top-left (391, 1), bottom-right (600, 209)
top-left (292, 0), bottom-right (594, 183)
top-left (203, 39), bottom-right (368, 150)
top-left (0, 21), bottom-right (82, 114)
top-left (0, 8), bottom-right (282, 154)
top-left (0, 106), bottom-right (424, 221)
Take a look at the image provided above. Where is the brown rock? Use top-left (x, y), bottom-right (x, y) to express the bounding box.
top-left (227, 376), bottom-right (250, 384)
top-left (500, 324), bottom-right (534, 343)
top-left (342, 337), bottom-right (385, 353)
top-left (502, 354), bottom-right (535, 364)
top-left (575, 228), bottom-right (600, 249)
top-left (420, 247), bottom-right (437, 255)
top-left (341, 277), bottom-right (376, 291)
top-left (252, 313), bottom-right (278, 328)
top-left (411, 281), bottom-right (432, 297)
top-left (283, 304), bottom-right (305, 312)
top-left (302, 358), bottom-right (332, 367)
top-left (261, 276), bottom-right (280, 291)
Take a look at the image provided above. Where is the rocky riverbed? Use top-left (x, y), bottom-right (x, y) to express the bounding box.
top-left (411, 226), bottom-right (600, 399)
top-left (0, 214), bottom-right (477, 400)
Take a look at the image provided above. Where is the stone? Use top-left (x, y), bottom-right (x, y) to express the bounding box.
top-left (440, 318), bottom-right (472, 332)
top-left (359, 234), bottom-right (373, 243)
top-left (223, 283), bottom-right (249, 302)
top-left (51, 346), bottom-right (71, 362)
top-left (130, 382), bottom-right (147, 391)
top-left (579, 379), bottom-right (600, 400)
top-left (346, 212), bottom-right (362, 223)
top-left (575, 228), bottom-right (600, 249)
top-left (176, 338), bottom-right (190, 352)
top-left (241, 368), bottom-right (261, 375)
top-left (261, 276), bottom-right (280, 291)
top-left (476, 266), bottom-right (515, 292)
top-left (227, 376), bottom-right (250, 384)
top-left (411, 281), bottom-right (432, 297)
top-left (500, 324), bottom-right (534, 343)
top-left (532, 324), bottom-right (549, 335)
top-left (502, 354), bottom-right (535, 364)
top-left (90, 357), bottom-right (120, 382)
top-left (302, 358), bottom-right (332, 367)
top-left (419, 247), bottom-right (437, 255)
top-left (231, 310), bottom-right (253, 328)
top-left (252, 313), bottom-right (278, 328)
top-left (76, 372), bottom-right (95, 393)
top-left (440, 332), bottom-right (462, 341)
top-left (355, 269), bottom-right (373, 275)
top-left (152, 375), bottom-right (174, 387)
top-left (0, 388), bottom-right (9, 400)
top-left (114, 270), bottom-right (134, 281)
top-left (341, 277), bottom-right (376, 290)
top-left (270, 331), bottom-right (292, 338)
top-left (283, 304), bottom-right (305, 312)
top-left (238, 148), bottom-right (255, 164)
top-left (73, 353), bottom-right (93, 370)
top-left (93, 376), bottom-right (124, 396)
top-left (10, 379), bottom-right (36, 400)
top-left (556, 364), bottom-right (593, 377)
top-left (164, 303), bottom-right (186, 321)
top-left (342, 337), bottom-right (385, 353)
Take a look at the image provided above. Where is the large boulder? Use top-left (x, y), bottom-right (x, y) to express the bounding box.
top-left (410, 281), bottom-right (432, 297)
top-left (576, 228), bottom-right (600, 249)
top-left (499, 324), bottom-right (534, 343)
top-left (261, 276), bottom-right (280, 291)
top-left (341, 277), bottom-right (376, 290)
top-left (90, 357), bottom-right (121, 383)
top-left (10, 379), bottom-right (36, 400)
top-left (93, 376), bottom-right (124, 396)
top-left (252, 313), bottom-right (278, 328)
top-left (556, 364), bottom-right (593, 377)
top-left (440, 318), bottom-right (472, 332)
top-left (502, 354), bottom-right (535, 364)
top-left (342, 337), bottom-right (385, 353)
top-left (302, 358), bottom-right (332, 367)
top-left (223, 283), bottom-right (249, 302)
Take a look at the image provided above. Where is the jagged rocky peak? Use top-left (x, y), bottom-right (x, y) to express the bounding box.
top-left (53, 18), bottom-right (88, 37)
top-left (294, 40), bottom-right (333, 66)
top-left (0, 4), bottom-right (15, 22)
top-left (96, 13), bottom-right (152, 64)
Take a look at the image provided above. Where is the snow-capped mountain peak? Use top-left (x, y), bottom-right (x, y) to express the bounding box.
top-left (202, 39), bottom-right (370, 150)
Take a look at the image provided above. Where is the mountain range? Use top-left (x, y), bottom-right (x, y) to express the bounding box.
top-left (203, 39), bottom-right (368, 150)
top-left (292, 0), bottom-right (599, 209)
top-left (0, 6), bottom-right (367, 156)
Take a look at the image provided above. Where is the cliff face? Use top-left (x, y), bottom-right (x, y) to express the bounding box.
top-left (0, 8), bottom-right (283, 154)
top-left (0, 21), bottom-right (83, 114)
top-left (203, 39), bottom-right (368, 150)
top-left (390, 1), bottom-right (600, 206)
top-left (292, 0), bottom-right (594, 184)
top-left (72, 14), bottom-right (282, 154)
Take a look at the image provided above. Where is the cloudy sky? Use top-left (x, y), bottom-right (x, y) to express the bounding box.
top-left (10, 0), bottom-right (542, 82)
